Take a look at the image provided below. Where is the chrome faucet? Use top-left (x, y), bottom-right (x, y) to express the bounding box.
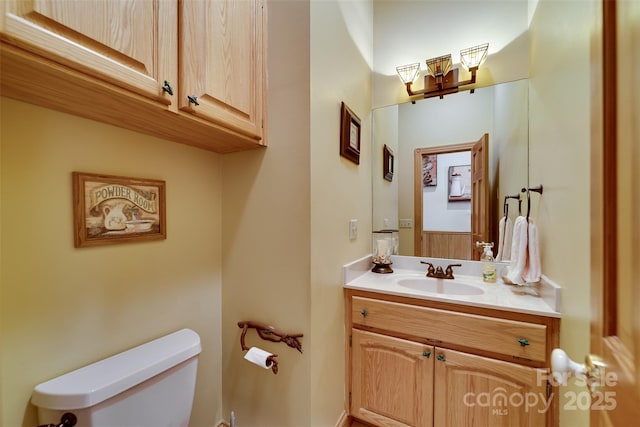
top-left (420, 261), bottom-right (462, 279)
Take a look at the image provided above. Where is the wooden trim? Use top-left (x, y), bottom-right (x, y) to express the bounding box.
top-left (344, 289), bottom-right (353, 416)
top-left (421, 231), bottom-right (471, 259)
top-left (590, 0), bottom-right (606, 360)
top-left (601, 0), bottom-right (618, 337)
top-left (334, 410), bottom-right (351, 427)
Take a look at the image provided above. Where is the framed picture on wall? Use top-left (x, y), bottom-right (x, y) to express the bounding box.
top-left (72, 172), bottom-right (166, 248)
top-left (383, 144), bottom-right (394, 181)
top-left (340, 102), bottom-right (361, 165)
top-left (448, 165), bottom-right (472, 202)
top-left (422, 154), bottom-right (437, 187)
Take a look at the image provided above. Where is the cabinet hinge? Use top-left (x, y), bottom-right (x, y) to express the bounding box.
top-left (349, 392), bottom-right (352, 406)
top-left (349, 335), bottom-right (352, 347)
top-left (546, 380), bottom-right (552, 398)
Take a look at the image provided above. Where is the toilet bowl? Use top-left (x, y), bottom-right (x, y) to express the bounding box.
top-left (32, 329), bottom-right (201, 427)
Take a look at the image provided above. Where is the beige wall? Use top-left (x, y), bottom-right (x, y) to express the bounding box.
top-left (0, 98), bottom-right (223, 427)
top-left (310, 1), bottom-right (373, 425)
top-left (220, 0), bottom-right (311, 426)
top-left (220, 1), bottom-right (373, 425)
top-left (528, 1), bottom-right (597, 426)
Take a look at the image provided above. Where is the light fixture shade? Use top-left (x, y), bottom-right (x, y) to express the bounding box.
top-left (396, 63), bottom-right (420, 84)
top-left (460, 43), bottom-right (489, 70)
top-left (425, 54), bottom-right (452, 78)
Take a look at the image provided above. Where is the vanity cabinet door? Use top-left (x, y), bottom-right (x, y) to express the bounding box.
top-left (179, 0), bottom-right (265, 142)
top-left (1, 0), bottom-right (176, 105)
top-left (351, 329), bottom-right (434, 427)
top-left (433, 348), bottom-right (548, 427)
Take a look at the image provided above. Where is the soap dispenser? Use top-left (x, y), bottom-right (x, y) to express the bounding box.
top-left (477, 242), bottom-right (496, 283)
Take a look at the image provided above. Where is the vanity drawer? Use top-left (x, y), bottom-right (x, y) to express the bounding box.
top-left (351, 296), bottom-right (547, 363)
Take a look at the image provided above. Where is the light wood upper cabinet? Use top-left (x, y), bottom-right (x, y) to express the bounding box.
top-left (179, 0), bottom-right (264, 139)
top-left (1, 0), bottom-right (175, 105)
top-left (0, 0), bottom-right (266, 153)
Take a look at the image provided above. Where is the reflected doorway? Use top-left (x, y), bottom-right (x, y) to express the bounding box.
top-left (413, 134), bottom-right (489, 260)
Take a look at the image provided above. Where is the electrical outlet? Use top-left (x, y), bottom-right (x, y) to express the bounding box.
top-left (349, 219), bottom-right (358, 240)
top-left (399, 218), bottom-right (413, 228)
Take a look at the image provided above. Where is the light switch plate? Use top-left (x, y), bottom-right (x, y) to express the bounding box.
top-left (349, 219), bottom-right (358, 240)
top-left (399, 218), bottom-right (413, 228)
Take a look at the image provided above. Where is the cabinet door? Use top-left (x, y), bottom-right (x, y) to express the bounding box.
top-left (351, 329), bottom-right (434, 427)
top-left (179, 0), bottom-right (264, 141)
top-left (1, 0), bottom-right (176, 105)
top-left (434, 348), bottom-right (548, 427)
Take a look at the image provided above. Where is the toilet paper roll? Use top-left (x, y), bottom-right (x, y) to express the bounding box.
top-left (244, 347), bottom-right (274, 369)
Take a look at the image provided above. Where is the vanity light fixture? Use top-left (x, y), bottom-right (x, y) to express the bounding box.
top-left (396, 43), bottom-right (489, 101)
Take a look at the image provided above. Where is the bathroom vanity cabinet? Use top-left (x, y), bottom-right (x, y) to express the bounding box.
top-left (345, 289), bottom-right (560, 427)
top-left (0, 0), bottom-right (265, 153)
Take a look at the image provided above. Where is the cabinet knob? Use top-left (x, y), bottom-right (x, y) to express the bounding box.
top-left (162, 81), bottom-right (173, 96)
top-left (518, 338), bottom-right (530, 347)
top-left (436, 353), bottom-right (446, 362)
top-left (422, 350), bottom-right (431, 358)
top-left (360, 309), bottom-right (368, 317)
top-left (187, 95), bottom-right (200, 106)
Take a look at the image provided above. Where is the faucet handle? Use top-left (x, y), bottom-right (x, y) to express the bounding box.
top-left (445, 263), bottom-right (462, 279)
top-left (420, 261), bottom-right (435, 277)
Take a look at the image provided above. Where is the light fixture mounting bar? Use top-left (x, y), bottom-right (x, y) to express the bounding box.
top-left (404, 67), bottom-right (479, 100)
top-left (396, 43), bottom-right (488, 102)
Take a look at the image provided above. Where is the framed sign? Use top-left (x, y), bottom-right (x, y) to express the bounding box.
top-left (383, 144), bottom-right (394, 182)
top-left (72, 172), bottom-right (166, 248)
top-left (422, 154), bottom-right (437, 187)
top-left (340, 101), bottom-right (361, 164)
top-left (448, 165), bottom-right (472, 202)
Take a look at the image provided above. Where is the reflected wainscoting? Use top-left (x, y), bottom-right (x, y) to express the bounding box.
top-left (420, 231), bottom-right (471, 259)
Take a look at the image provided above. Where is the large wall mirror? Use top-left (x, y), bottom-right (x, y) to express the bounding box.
top-left (372, 79), bottom-right (529, 260)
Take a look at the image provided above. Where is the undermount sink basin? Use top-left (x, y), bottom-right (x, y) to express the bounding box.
top-left (395, 277), bottom-right (484, 296)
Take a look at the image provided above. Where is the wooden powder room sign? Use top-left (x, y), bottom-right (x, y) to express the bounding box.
top-left (72, 172), bottom-right (166, 248)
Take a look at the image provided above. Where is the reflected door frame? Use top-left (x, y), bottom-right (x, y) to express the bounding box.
top-left (413, 136), bottom-right (488, 260)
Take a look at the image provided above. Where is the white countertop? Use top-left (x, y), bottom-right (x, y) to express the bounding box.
top-left (343, 255), bottom-right (561, 318)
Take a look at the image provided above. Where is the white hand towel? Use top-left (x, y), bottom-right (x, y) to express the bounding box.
top-left (506, 216), bottom-right (528, 285)
top-left (496, 216), bottom-right (514, 262)
top-left (496, 216), bottom-right (506, 261)
top-left (523, 218), bottom-right (541, 283)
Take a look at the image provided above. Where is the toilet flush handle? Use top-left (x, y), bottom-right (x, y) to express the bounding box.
top-left (38, 412), bottom-right (77, 427)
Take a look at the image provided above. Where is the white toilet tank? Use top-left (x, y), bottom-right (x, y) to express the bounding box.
top-left (32, 329), bottom-right (201, 427)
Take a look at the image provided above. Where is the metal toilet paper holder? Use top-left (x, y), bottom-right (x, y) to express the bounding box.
top-left (237, 320), bottom-right (304, 374)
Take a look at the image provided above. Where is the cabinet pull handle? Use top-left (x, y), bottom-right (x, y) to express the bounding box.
top-left (162, 81), bottom-right (174, 96)
top-left (518, 338), bottom-right (530, 347)
top-left (188, 95), bottom-right (200, 106)
top-left (360, 309), bottom-right (368, 317)
top-left (436, 353), bottom-right (446, 362)
top-left (423, 350), bottom-right (431, 358)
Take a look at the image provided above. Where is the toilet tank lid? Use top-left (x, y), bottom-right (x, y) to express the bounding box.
top-left (31, 329), bottom-right (201, 410)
